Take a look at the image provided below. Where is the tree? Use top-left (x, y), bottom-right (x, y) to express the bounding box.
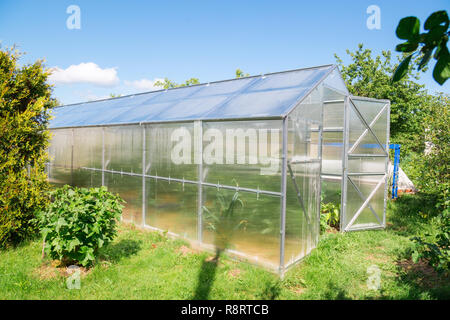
top-left (392, 10), bottom-right (449, 85)
top-left (0, 47), bottom-right (55, 248)
top-left (153, 77), bottom-right (200, 89)
top-left (235, 69), bottom-right (249, 78)
top-left (335, 44), bottom-right (431, 155)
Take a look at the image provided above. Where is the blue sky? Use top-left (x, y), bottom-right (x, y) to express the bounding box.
top-left (1, 0), bottom-right (448, 104)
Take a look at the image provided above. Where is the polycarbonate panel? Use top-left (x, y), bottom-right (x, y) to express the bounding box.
top-left (323, 86), bottom-right (346, 101)
top-left (284, 161), bottom-right (321, 265)
top-left (48, 166), bottom-right (72, 187)
top-left (48, 129), bottom-right (73, 168)
top-left (323, 101), bottom-right (344, 128)
top-left (47, 129), bottom-right (73, 186)
top-left (344, 175), bottom-right (384, 230)
top-left (145, 178), bottom-right (197, 240)
top-left (105, 173), bottom-right (142, 224)
top-left (72, 127), bottom-right (103, 169)
top-left (72, 168), bottom-right (102, 189)
top-left (321, 177), bottom-right (342, 204)
top-left (288, 85), bottom-right (322, 126)
top-left (105, 125), bottom-right (143, 174)
top-left (145, 122), bottom-right (197, 180)
top-left (351, 98), bottom-right (387, 125)
top-left (322, 68), bottom-right (349, 96)
top-left (321, 131), bottom-right (343, 175)
top-left (348, 103), bottom-right (385, 155)
top-left (284, 89), bottom-right (322, 266)
top-left (202, 187), bottom-right (280, 266)
top-left (348, 157), bottom-right (385, 173)
top-left (49, 66), bottom-right (335, 128)
top-left (203, 120), bottom-right (282, 192)
top-left (206, 88), bottom-right (303, 118)
top-left (370, 107), bottom-right (388, 150)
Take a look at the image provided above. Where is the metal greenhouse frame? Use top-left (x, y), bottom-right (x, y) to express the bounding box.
top-left (47, 65), bottom-right (390, 276)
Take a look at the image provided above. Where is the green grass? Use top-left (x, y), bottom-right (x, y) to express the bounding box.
top-left (0, 194), bottom-right (448, 300)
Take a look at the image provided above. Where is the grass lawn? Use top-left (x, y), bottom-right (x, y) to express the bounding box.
top-left (0, 194), bottom-right (448, 300)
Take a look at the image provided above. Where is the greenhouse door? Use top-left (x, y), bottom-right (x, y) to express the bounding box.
top-left (341, 97), bottom-right (390, 232)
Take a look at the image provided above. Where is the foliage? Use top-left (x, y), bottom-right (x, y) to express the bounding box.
top-left (202, 191), bottom-right (245, 251)
top-left (409, 94), bottom-right (449, 272)
top-left (153, 77), bottom-right (200, 89)
top-left (415, 93), bottom-right (449, 206)
top-left (36, 185), bottom-right (124, 267)
top-left (411, 208), bottom-right (450, 273)
top-left (320, 201), bottom-right (340, 234)
top-left (235, 68), bottom-right (250, 78)
top-left (393, 10), bottom-right (449, 85)
top-left (335, 44), bottom-right (431, 155)
top-left (0, 47), bottom-right (55, 248)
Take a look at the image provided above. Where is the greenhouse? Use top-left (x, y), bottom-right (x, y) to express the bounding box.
top-left (46, 64), bottom-right (390, 276)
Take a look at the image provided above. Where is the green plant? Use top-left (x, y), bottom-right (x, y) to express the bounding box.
top-left (411, 207), bottom-right (450, 272)
top-left (0, 47), bottom-right (55, 248)
top-left (36, 185), bottom-right (124, 267)
top-left (392, 10), bottom-right (449, 85)
top-left (202, 191), bottom-right (245, 251)
top-left (320, 201), bottom-right (340, 234)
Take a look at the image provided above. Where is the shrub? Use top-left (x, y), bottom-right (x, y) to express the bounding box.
top-left (0, 47), bottom-right (55, 248)
top-left (320, 201), bottom-right (340, 234)
top-left (36, 185), bottom-right (124, 266)
top-left (411, 207), bottom-right (450, 272)
top-left (410, 93), bottom-right (449, 272)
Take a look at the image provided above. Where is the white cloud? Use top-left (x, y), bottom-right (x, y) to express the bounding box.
top-left (48, 62), bottom-right (119, 87)
top-left (124, 78), bottom-right (164, 91)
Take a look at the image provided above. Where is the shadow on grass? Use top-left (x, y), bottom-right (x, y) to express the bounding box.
top-left (98, 239), bottom-right (142, 264)
top-left (192, 249), bottom-right (222, 300)
top-left (322, 282), bottom-right (351, 300)
top-left (387, 258), bottom-right (450, 299)
top-left (259, 280), bottom-right (282, 300)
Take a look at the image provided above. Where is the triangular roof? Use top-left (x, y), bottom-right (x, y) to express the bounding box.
top-left (50, 64), bottom-right (342, 129)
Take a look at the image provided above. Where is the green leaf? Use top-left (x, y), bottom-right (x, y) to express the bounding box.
top-left (395, 42), bottom-right (418, 53)
top-left (418, 49), bottom-right (433, 70)
top-left (426, 25), bottom-right (449, 44)
top-left (424, 10), bottom-right (449, 31)
top-left (432, 50), bottom-right (450, 85)
top-left (412, 251), bottom-right (420, 263)
top-left (391, 54), bottom-right (413, 83)
top-left (396, 17), bottom-right (420, 40)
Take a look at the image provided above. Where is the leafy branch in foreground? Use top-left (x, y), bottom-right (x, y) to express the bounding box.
top-left (392, 10), bottom-right (449, 85)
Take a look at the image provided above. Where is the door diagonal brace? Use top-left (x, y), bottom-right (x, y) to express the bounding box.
top-left (345, 174), bottom-right (386, 231)
top-left (347, 177), bottom-right (382, 225)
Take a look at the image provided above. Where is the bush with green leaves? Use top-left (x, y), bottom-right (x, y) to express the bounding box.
top-left (409, 93), bottom-right (449, 272)
top-left (411, 207), bottom-right (449, 272)
top-left (320, 201), bottom-right (340, 234)
top-left (37, 185), bottom-right (124, 266)
top-left (0, 47), bottom-right (55, 248)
